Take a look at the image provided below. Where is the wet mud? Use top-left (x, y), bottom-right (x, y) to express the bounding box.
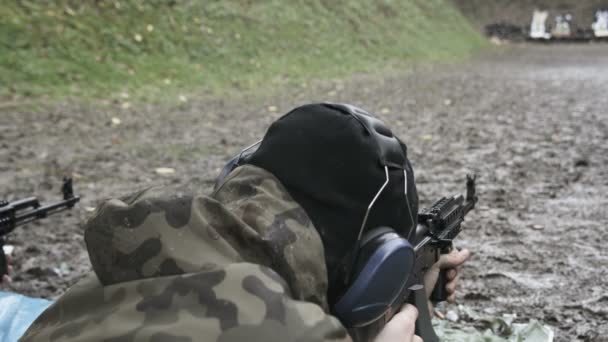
top-left (1, 44), bottom-right (607, 341)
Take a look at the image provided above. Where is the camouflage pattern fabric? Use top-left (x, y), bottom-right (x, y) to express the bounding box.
top-left (21, 165), bottom-right (351, 342)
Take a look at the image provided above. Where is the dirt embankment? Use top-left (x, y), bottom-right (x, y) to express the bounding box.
top-left (1, 44), bottom-right (608, 341)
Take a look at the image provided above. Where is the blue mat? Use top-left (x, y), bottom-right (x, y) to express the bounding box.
top-left (0, 291), bottom-right (51, 342)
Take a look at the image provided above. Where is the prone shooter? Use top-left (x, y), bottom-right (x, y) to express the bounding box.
top-left (217, 103), bottom-right (478, 341)
top-left (19, 103), bottom-right (476, 342)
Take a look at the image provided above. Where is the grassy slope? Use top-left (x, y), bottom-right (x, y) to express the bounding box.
top-left (0, 0), bottom-right (486, 102)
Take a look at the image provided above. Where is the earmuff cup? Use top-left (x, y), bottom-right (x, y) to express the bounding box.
top-left (333, 227), bottom-right (415, 328)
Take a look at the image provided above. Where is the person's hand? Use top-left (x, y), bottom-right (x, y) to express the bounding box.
top-left (424, 248), bottom-right (471, 304)
top-left (374, 304), bottom-right (422, 342)
top-left (1, 255), bottom-right (13, 285)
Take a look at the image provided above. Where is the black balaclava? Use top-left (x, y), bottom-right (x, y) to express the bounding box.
top-left (247, 103), bottom-right (418, 307)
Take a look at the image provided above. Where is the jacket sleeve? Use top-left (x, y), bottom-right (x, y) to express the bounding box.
top-left (20, 263), bottom-right (352, 342)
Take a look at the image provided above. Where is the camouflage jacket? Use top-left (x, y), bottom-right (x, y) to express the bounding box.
top-left (21, 165), bottom-right (351, 342)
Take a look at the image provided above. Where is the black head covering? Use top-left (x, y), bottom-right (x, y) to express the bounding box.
top-left (247, 103), bottom-right (418, 306)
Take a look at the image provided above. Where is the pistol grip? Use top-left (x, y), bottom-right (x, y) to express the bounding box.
top-left (0, 245), bottom-right (7, 277)
top-left (411, 287), bottom-right (439, 342)
top-left (430, 268), bottom-right (449, 302)
top-left (430, 245), bottom-right (452, 302)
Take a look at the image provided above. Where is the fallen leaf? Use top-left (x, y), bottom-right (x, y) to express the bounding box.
top-left (268, 106), bottom-right (278, 112)
top-left (155, 167), bottom-right (176, 175)
top-left (65, 6), bottom-right (76, 16)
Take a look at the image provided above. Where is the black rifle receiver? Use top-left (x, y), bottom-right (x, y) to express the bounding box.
top-left (0, 178), bottom-right (80, 276)
top-left (408, 174), bottom-right (478, 342)
top-left (418, 174), bottom-right (477, 301)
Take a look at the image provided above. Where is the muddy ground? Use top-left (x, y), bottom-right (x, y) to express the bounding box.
top-left (1, 44), bottom-right (607, 341)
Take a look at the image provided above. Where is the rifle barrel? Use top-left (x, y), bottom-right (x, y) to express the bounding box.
top-left (0, 196), bottom-right (79, 235)
top-left (14, 197), bottom-right (80, 227)
top-left (4, 197), bottom-right (40, 211)
top-left (1, 178), bottom-right (80, 276)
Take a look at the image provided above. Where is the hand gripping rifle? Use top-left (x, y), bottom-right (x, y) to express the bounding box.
top-left (339, 175), bottom-right (478, 342)
top-left (409, 174), bottom-right (478, 342)
top-left (0, 178), bottom-right (80, 276)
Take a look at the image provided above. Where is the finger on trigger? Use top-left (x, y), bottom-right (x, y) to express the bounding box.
top-left (438, 248), bottom-right (470, 269)
top-left (459, 248), bottom-right (472, 261)
top-left (451, 248), bottom-right (471, 265)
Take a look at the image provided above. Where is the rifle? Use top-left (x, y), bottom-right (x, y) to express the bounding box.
top-left (409, 174), bottom-right (478, 342)
top-left (0, 178), bottom-right (80, 276)
top-left (343, 175), bottom-right (478, 342)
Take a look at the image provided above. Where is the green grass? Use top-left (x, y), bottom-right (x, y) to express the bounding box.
top-left (0, 0), bottom-right (486, 102)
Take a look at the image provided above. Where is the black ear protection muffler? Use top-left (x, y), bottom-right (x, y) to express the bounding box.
top-left (332, 226), bottom-right (415, 340)
top-left (214, 103), bottom-right (417, 341)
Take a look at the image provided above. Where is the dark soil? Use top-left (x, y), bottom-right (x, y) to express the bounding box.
top-left (1, 44), bottom-right (607, 341)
